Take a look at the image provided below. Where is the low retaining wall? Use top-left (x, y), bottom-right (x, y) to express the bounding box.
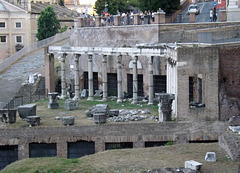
top-left (0, 120), bottom-right (227, 160)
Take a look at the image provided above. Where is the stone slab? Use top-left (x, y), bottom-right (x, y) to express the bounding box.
top-left (18, 104), bottom-right (36, 119)
top-left (62, 116), bottom-right (74, 126)
top-left (205, 152), bottom-right (216, 162)
top-left (185, 160), bottom-right (202, 170)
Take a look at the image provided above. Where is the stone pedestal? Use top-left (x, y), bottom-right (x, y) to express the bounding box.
top-left (113, 15), bottom-right (120, 26)
top-left (64, 99), bottom-right (79, 110)
top-left (190, 12), bottom-right (196, 23)
top-left (0, 109), bottom-right (17, 123)
top-left (220, 10), bottom-right (227, 22)
top-left (185, 160), bottom-right (202, 170)
top-left (205, 152), bottom-right (216, 162)
top-left (48, 92), bottom-right (59, 109)
top-left (133, 14), bottom-right (140, 25)
top-left (95, 16), bottom-right (101, 27)
top-left (155, 12), bottom-right (166, 24)
top-left (18, 104), bottom-right (37, 119)
top-left (25, 116), bottom-right (40, 127)
top-left (77, 17), bottom-right (84, 27)
top-left (62, 116), bottom-right (74, 126)
top-left (155, 93), bottom-right (175, 122)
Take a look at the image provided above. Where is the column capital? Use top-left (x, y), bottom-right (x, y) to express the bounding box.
top-left (88, 54), bottom-right (93, 61)
top-left (117, 55), bottom-right (122, 63)
top-left (132, 55), bottom-right (138, 61)
top-left (74, 54), bottom-right (81, 61)
top-left (102, 54), bottom-right (108, 63)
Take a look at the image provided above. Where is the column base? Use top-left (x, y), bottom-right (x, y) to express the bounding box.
top-left (117, 99), bottom-right (123, 103)
top-left (148, 101), bottom-right (154, 105)
top-left (87, 97), bottom-right (94, 101)
top-left (73, 97), bottom-right (80, 101)
top-left (59, 95), bottom-right (67, 99)
top-left (131, 100), bottom-right (138, 104)
top-left (102, 98), bottom-right (108, 102)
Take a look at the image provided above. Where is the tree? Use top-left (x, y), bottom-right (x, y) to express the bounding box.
top-left (94, 0), bottom-right (128, 15)
top-left (36, 6), bottom-right (60, 41)
top-left (59, 0), bottom-right (64, 6)
top-left (137, 0), bottom-right (180, 14)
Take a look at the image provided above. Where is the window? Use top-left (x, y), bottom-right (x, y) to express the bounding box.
top-left (189, 74), bottom-right (204, 108)
top-left (16, 22), bottom-right (21, 28)
top-left (16, 36), bottom-right (22, 43)
top-left (0, 36), bottom-right (6, 42)
top-left (0, 22), bottom-right (5, 28)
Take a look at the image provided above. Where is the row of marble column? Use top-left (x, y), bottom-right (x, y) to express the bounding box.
top-left (58, 53), bottom-right (155, 105)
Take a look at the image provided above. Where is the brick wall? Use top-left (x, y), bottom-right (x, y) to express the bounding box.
top-left (0, 121), bottom-right (227, 160)
top-left (177, 46), bottom-right (219, 120)
top-left (218, 44), bottom-right (240, 120)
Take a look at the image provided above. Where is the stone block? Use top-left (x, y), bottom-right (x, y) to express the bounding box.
top-left (93, 113), bottom-right (106, 124)
top-left (18, 104), bottom-right (36, 119)
top-left (25, 115), bottom-right (40, 126)
top-left (185, 160), bottom-right (202, 170)
top-left (62, 116), bottom-right (74, 126)
top-left (64, 99), bottom-right (79, 110)
top-left (205, 152), bottom-right (216, 162)
top-left (48, 92), bottom-right (59, 109)
top-left (109, 109), bottom-right (119, 117)
top-left (229, 116), bottom-right (240, 126)
top-left (81, 89), bottom-right (88, 98)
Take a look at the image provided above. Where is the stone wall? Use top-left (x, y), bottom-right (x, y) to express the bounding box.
top-left (70, 22), bottom-right (240, 48)
top-left (218, 44), bottom-right (240, 121)
top-left (177, 46), bottom-right (219, 121)
top-left (0, 121), bottom-right (227, 160)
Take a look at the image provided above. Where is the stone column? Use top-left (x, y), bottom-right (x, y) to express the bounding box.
top-left (239, 0), bottom-right (240, 8)
top-left (133, 14), bottom-right (140, 25)
top-left (189, 12), bottom-right (196, 23)
top-left (59, 53), bottom-right (67, 99)
top-left (102, 55), bottom-right (108, 101)
top-left (132, 56), bottom-right (138, 104)
top-left (220, 10), bottom-right (227, 22)
top-left (148, 56), bottom-right (154, 105)
top-left (73, 54), bottom-right (80, 100)
top-left (117, 55), bottom-right (123, 103)
top-left (113, 15), bottom-right (120, 26)
top-left (45, 47), bottom-right (55, 93)
top-left (87, 54), bottom-right (94, 101)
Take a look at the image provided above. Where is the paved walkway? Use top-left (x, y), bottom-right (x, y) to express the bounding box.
top-left (0, 49), bottom-right (45, 108)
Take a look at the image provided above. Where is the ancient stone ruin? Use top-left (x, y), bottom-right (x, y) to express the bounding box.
top-left (155, 93), bottom-right (175, 122)
top-left (0, 109), bottom-right (17, 124)
top-left (48, 92), bottom-right (59, 109)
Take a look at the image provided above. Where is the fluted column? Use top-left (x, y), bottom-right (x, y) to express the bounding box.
top-left (132, 56), bottom-right (138, 104)
top-left (148, 56), bottom-right (154, 105)
top-left (117, 55), bottom-right (123, 103)
top-left (87, 54), bottom-right (94, 101)
top-left (73, 54), bottom-right (80, 100)
top-left (102, 55), bottom-right (108, 101)
top-left (60, 53), bottom-right (67, 99)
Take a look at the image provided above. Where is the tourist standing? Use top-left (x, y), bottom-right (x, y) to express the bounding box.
top-left (210, 8), bottom-right (213, 22)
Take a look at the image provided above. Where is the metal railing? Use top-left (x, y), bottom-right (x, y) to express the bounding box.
top-left (0, 29), bottom-right (73, 73)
